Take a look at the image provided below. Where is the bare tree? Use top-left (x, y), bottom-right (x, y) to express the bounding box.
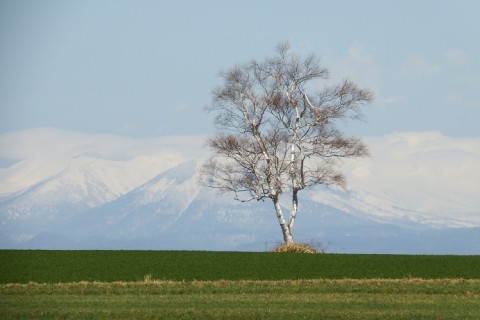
top-left (201, 43), bottom-right (373, 245)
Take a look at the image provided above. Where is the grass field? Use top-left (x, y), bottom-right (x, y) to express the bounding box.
top-left (2, 250), bottom-right (480, 283)
top-left (1, 250), bottom-right (479, 319)
top-left (2, 279), bottom-right (480, 319)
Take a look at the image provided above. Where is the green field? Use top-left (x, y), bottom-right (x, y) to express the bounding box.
top-left (1, 250), bottom-right (480, 319)
top-left (2, 279), bottom-right (480, 319)
top-left (2, 250), bottom-right (480, 283)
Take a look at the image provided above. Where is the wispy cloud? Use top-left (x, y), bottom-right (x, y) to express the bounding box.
top-left (326, 42), bottom-right (380, 85)
top-left (445, 49), bottom-right (471, 67)
top-left (402, 49), bottom-right (472, 78)
top-left (348, 42), bottom-right (374, 65)
top-left (343, 131), bottom-right (480, 225)
top-left (322, 42), bottom-right (399, 107)
top-left (375, 96), bottom-right (401, 106)
top-left (325, 41), bottom-right (402, 106)
top-left (445, 93), bottom-right (479, 109)
top-left (401, 54), bottom-right (443, 77)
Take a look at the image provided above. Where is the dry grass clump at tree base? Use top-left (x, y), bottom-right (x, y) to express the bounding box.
top-left (273, 242), bottom-right (319, 254)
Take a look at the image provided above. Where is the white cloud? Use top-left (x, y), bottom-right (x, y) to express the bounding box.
top-left (0, 128), bottom-right (206, 196)
top-left (321, 42), bottom-right (380, 89)
top-left (348, 42), bottom-right (374, 65)
top-left (343, 131), bottom-right (480, 226)
top-left (0, 128), bottom-right (205, 161)
top-left (375, 96), bottom-right (401, 106)
top-left (445, 49), bottom-right (471, 67)
top-left (402, 49), bottom-right (472, 78)
top-left (322, 42), bottom-right (399, 108)
top-left (445, 93), bottom-right (463, 105)
top-left (445, 92), bottom-right (480, 109)
top-left (401, 54), bottom-right (443, 77)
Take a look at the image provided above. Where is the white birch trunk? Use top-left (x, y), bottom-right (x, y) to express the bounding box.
top-left (288, 189), bottom-right (298, 232)
top-left (285, 100), bottom-right (301, 242)
top-left (273, 197), bottom-right (293, 244)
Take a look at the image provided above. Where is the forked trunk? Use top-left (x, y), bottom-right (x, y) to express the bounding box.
top-left (272, 197), bottom-right (294, 244)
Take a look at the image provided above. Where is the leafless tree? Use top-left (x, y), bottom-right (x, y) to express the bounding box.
top-left (201, 43), bottom-right (373, 244)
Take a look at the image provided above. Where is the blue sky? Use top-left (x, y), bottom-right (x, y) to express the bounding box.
top-left (1, 0), bottom-right (479, 138)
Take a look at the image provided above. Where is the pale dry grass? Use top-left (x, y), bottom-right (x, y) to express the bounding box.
top-left (272, 242), bottom-right (318, 253)
top-left (3, 278), bottom-right (479, 292)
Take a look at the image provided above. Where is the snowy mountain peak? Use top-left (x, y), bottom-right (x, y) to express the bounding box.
top-left (1, 128), bottom-right (479, 253)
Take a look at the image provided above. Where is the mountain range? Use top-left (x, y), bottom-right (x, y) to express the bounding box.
top-left (0, 128), bottom-right (479, 254)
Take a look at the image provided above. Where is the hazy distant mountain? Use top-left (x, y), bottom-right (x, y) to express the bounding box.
top-left (0, 128), bottom-right (479, 253)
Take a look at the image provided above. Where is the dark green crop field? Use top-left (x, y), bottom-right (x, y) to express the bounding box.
top-left (1, 250), bottom-right (479, 283)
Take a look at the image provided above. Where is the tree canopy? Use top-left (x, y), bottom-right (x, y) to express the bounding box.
top-left (201, 43), bottom-right (373, 244)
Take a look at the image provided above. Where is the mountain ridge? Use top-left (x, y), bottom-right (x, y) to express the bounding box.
top-left (0, 128), bottom-right (479, 253)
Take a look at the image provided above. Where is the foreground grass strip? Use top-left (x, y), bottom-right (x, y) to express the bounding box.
top-left (2, 250), bottom-right (480, 283)
top-left (1, 279), bottom-right (479, 319)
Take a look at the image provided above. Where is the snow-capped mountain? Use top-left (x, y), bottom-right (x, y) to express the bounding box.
top-left (0, 128), bottom-right (479, 253)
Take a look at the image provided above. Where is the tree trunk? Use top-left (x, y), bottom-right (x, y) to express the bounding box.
top-left (288, 188), bottom-right (298, 232)
top-left (272, 197), bottom-right (294, 244)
